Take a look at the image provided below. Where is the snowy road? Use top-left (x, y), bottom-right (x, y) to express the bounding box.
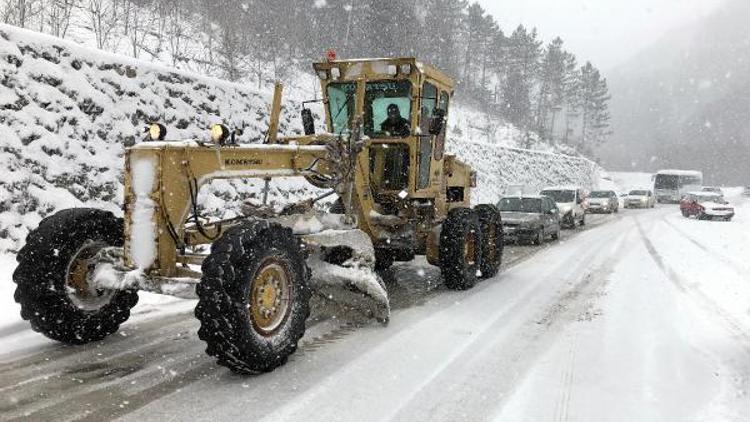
top-left (2, 201), bottom-right (750, 421)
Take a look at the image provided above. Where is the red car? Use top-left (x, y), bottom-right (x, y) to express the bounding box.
top-left (679, 192), bottom-right (735, 221)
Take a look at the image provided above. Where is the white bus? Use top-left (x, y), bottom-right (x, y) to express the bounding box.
top-left (653, 169), bottom-right (703, 203)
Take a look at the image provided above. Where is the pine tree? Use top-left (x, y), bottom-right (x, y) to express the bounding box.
top-left (574, 62), bottom-right (612, 151)
top-left (501, 25), bottom-right (541, 130)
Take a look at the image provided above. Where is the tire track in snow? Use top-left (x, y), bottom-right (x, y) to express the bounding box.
top-left (634, 217), bottom-right (750, 351)
top-left (659, 215), bottom-right (747, 277)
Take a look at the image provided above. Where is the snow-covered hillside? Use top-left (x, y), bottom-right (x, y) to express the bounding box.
top-left (0, 23), bottom-right (603, 252)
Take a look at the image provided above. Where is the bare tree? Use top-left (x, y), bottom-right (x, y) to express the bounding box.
top-left (86, 0), bottom-right (121, 50)
top-left (46, 0), bottom-right (78, 38)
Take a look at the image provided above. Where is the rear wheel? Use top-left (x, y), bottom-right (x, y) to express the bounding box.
top-left (681, 209), bottom-right (689, 217)
top-left (580, 213), bottom-right (586, 226)
top-left (196, 221), bottom-right (311, 374)
top-left (475, 204), bottom-right (503, 278)
top-left (551, 225), bottom-right (561, 240)
top-left (12, 208), bottom-right (138, 344)
top-left (440, 208), bottom-right (482, 290)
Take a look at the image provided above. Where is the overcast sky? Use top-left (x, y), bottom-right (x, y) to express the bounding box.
top-left (476, 0), bottom-right (726, 70)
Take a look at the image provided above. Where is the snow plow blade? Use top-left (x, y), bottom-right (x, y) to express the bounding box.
top-left (302, 229), bottom-right (390, 323)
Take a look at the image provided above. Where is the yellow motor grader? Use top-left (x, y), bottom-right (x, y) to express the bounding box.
top-left (13, 57), bottom-right (503, 374)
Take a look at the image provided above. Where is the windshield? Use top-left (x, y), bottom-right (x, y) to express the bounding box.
top-left (327, 82), bottom-right (355, 135)
top-left (540, 190), bottom-right (574, 203)
top-left (498, 197), bottom-right (542, 213)
top-left (654, 174), bottom-right (678, 189)
top-left (629, 190), bottom-right (648, 196)
top-left (589, 191), bottom-right (612, 198)
top-left (696, 194), bottom-right (725, 203)
top-left (326, 80), bottom-right (413, 137)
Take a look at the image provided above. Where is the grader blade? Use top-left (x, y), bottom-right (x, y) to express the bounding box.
top-left (303, 229), bottom-right (390, 323)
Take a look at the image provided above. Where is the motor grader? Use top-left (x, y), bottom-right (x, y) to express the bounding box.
top-left (13, 57), bottom-right (504, 374)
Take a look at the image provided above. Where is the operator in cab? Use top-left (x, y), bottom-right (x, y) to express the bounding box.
top-left (380, 103), bottom-right (411, 137)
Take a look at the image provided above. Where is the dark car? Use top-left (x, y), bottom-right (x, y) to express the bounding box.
top-left (587, 190), bottom-right (619, 214)
top-left (497, 196), bottom-right (561, 245)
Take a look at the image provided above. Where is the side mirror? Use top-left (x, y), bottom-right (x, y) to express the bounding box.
top-left (429, 108), bottom-right (446, 135)
top-left (301, 108), bottom-right (315, 135)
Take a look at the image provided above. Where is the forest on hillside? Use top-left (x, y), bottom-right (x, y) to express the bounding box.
top-left (2, 0), bottom-right (611, 153)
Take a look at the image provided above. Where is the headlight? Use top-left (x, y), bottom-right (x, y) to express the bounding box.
top-left (210, 124), bottom-right (229, 144)
top-left (641, 198), bottom-right (647, 203)
top-left (147, 123), bottom-right (166, 141)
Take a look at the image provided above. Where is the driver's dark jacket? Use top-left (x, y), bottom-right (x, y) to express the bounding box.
top-left (380, 117), bottom-right (410, 137)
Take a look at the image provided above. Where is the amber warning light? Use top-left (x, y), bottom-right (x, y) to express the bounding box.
top-left (326, 49), bottom-right (337, 62)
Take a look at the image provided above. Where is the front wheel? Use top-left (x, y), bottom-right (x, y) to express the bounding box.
top-left (12, 208), bottom-right (139, 344)
top-left (440, 208), bottom-right (482, 290)
top-left (196, 221), bottom-right (311, 374)
top-left (580, 214), bottom-right (586, 226)
top-left (533, 228), bottom-right (545, 245)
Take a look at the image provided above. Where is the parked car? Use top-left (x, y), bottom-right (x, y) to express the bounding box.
top-left (743, 186), bottom-right (750, 196)
top-left (701, 186), bottom-right (724, 196)
top-left (624, 189), bottom-right (655, 208)
top-left (538, 186), bottom-right (586, 228)
top-left (587, 190), bottom-right (619, 214)
top-left (497, 196), bottom-right (561, 245)
top-left (680, 192), bottom-right (735, 221)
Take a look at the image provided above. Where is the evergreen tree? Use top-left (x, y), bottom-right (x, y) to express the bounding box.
top-left (501, 25), bottom-right (541, 129)
top-left (575, 62), bottom-right (612, 150)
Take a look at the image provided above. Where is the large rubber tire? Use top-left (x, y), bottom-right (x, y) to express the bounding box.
top-left (12, 208), bottom-right (139, 344)
top-left (195, 221), bottom-right (311, 374)
top-left (533, 227), bottom-right (545, 245)
top-left (551, 225), bottom-right (561, 240)
top-left (474, 204), bottom-right (503, 279)
top-left (439, 208), bottom-right (482, 290)
top-left (374, 249), bottom-right (394, 272)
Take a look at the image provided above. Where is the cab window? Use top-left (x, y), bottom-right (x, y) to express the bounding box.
top-left (326, 82), bottom-right (355, 135)
top-left (418, 83), bottom-right (438, 189)
top-left (364, 80), bottom-right (412, 138)
top-left (434, 91), bottom-right (450, 160)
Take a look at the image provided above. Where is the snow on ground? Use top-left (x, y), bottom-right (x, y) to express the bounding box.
top-left (1, 198), bottom-right (748, 420)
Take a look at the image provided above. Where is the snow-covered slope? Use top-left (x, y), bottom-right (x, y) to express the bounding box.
top-left (0, 23), bottom-right (602, 252)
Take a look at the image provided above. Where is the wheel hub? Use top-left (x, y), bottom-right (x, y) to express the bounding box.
top-left (250, 259), bottom-right (291, 335)
top-left (65, 241), bottom-right (115, 311)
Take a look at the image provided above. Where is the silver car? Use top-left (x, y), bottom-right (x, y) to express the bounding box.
top-left (624, 189), bottom-right (656, 208)
top-left (498, 196), bottom-right (561, 245)
top-left (587, 190), bottom-right (619, 214)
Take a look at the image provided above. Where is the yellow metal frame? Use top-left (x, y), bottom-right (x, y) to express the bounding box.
top-left (123, 57), bottom-right (473, 278)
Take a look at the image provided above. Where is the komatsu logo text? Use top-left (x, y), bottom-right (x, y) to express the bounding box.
top-left (225, 158), bottom-right (263, 166)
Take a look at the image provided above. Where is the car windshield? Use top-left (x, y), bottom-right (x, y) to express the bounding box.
top-left (498, 197), bottom-right (542, 213)
top-left (589, 191), bottom-right (612, 198)
top-left (696, 194), bottom-right (724, 203)
top-left (540, 190), bottom-right (574, 202)
top-left (629, 190), bottom-right (648, 196)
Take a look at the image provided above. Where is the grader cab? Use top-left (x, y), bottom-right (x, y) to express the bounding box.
top-left (12, 57), bottom-right (504, 374)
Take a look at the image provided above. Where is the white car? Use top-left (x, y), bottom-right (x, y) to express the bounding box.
top-left (624, 189), bottom-right (656, 208)
top-left (539, 186), bottom-right (587, 228)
